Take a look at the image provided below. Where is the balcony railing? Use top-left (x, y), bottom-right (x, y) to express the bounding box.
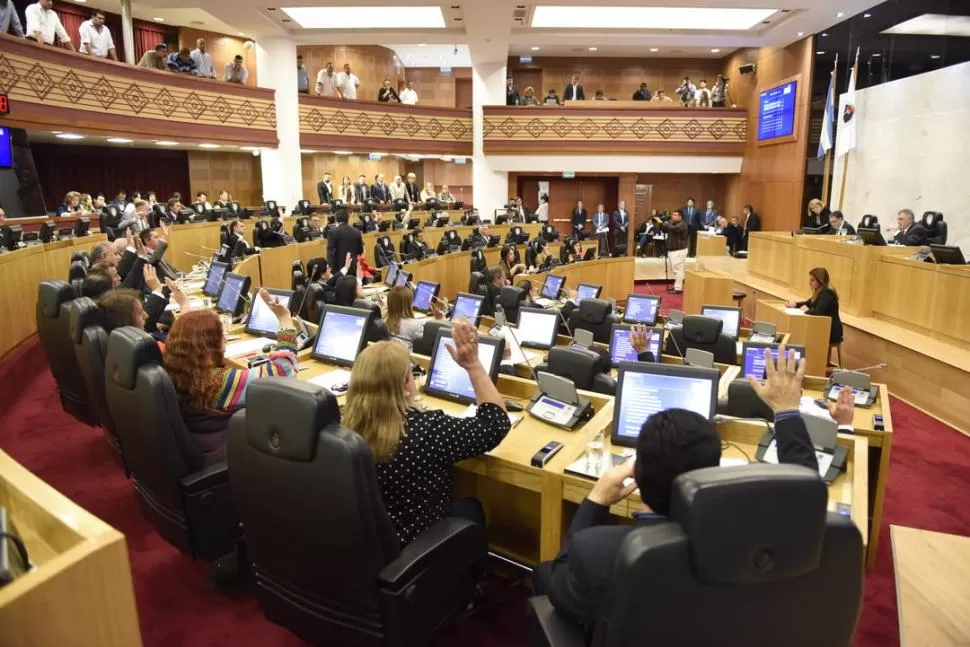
top-left (299, 95), bottom-right (473, 156)
top-left (0, 34), bottom-right (277, 146)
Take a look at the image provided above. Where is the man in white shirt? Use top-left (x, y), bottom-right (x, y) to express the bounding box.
top-left (190, 38), bottom-right (215, 78)
top-left (78, 9), bottom-right (115, 60)
top-left (315, 61), bottom-right (338, 97)
top-left (399, 80), bottom-right (419, 105)
top-left (336, 62), bottom-right (360, 100)
top-left (25, 0), bottom-right (73, 49)
top-left (224, 55), bottom-right (249, 84)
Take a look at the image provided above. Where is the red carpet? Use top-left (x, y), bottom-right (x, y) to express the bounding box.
top-left (3, 332), bottom-right (969, 646)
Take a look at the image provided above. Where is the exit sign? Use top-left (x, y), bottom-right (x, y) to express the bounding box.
top-left (562, 171), bottom-right (575, 179)
top-left (0, 94), bottom-right (8, 115)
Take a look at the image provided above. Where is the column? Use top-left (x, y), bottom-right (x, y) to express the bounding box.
top-left (471, 60), bottom-right (509, 220)
top-left (119, 0), bottom-right (135, 65)
top-left (256, 38), bottom-right (303, 209)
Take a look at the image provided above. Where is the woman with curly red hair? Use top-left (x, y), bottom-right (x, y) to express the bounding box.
top-left (164, 289), bottom-right (298, 463)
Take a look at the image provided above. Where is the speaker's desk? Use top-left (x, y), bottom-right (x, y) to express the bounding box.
top-left (695, 232), bottom-right (728, 258)
top-left (754, 299), bottom-right (831, 378)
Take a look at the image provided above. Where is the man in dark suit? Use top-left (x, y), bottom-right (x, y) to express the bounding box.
top-left (683, 197), bottom-right (700, 256)
top-left (513, 196), bottom-right (532, 222)
top-left (892, 209), bottom-right (928, 246)
top-left (481, 265), bottom-right (506, 317)
top-left (137, 224), bottom-right (180, 282)
top-left (404, 172), bottom-right (421, 204)
top-left (613, 200), bottom-right (630, 253)
top-left (571, 200), bottom-right (588, 239)
top-left (370, 173), bottom-right (389, 204)
top-left (741, 204), bottom-right (761, 251)
top-left (533, 348), bottom-right (849, 636)
top-left (316, 172), bottom-right (334, 205)
top-left (225, 219), bottom-right (260, 257)
top-left (406, 228), bottom-right (430, 261)
top-left (563, 74), bottom-right (585, 101)
top-left (701, 199), bottom-right (720, 228)
top-left (353, 174), bottom-right (370, 204)
top-left (327, 209), bottom-right (363, 276)
top-left (827, 211), bottom-right (856, 236)
top-left (506, 76), bottom-right (519, 106)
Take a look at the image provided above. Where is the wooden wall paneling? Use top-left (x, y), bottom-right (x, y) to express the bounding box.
top-left (178, 28), bottom-right (258, 88)
top-left (300, 153), bottom-right (408, 202)
top-left (403, 68), bottom-right (468, 108)
top-left (421, 159), bottom-right (473, 205)
top-left (297, 45), bottom-right (404, 101)
top-left (455, 78), bottom-right (473, 109)
top-left (635, 173), bottom-right (730, 215)
top-left (188, 152), bottom-right (262, 207)
top-left (634, 185), bottom-right (653, 230)
top-left (618, 173), bottom-right (637, 251)
top-left (512, 175), bottom-right (618, 237)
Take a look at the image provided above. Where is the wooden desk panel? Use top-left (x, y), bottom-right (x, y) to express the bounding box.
top-left (747, 232), bottom-right (794, 287)
top-left (755, 299), bottom-right (831, 378)
top-left (165, 221), bottom-right (224, 274)
top-left (873, 257), bottom-right (970, 346)
top-left (683, 269), bottom-right (735, 314)
top-left (696, 233), bottom-right (728, 258)
top-left (361, 223), bottom-right (540, 268)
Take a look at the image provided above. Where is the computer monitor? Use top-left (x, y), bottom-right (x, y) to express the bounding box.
top-left (245, 288), bottom-right (294, 338)
top-left (582, 248), bottom-right (596, 261)
top-left (930, 244), bottom-right (966, 265)
top-left (857, 227), bottom-right (886, 246)
top-left (311, 305), bottom-right (371, 367)
top-left (623, 294), bottom-right (661, 325)
top-left (515, 307), bottom-right (560, 350)
top-left (215, 272), bottom-right (251, 317)
top-left (740, 342), bottom-right (807, 380)
top-left (394, 268), bottom-right (412, 288)
top-left (700, 305), bottom-right (741, 340)
top-left (39, 220), bottom-right (56, 244)
top-left (609, 324), bottom-right (664, 366)
top-left (539, 274), bottom-right (566, 300)
top-left (611, 362), bottom-right (720, 448)
top-left (2, 225), bottom-right (21, 250)
top-left (424, 330), bottom-right (503, 404)
top-left (575, 283), bottom-right (602, 302)
top-left (384, 261), bottom-right (400, 287)
top-left (412, 280), bottom-right (440, 312)
top-left (202, 261), bottom-right (229, 297)
top-left (450, 292), bottom-right (484, 325)
top-left (72, 218), bottom-right (90, 237)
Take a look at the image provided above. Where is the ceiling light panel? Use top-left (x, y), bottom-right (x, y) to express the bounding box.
top-left (531, 6), bottom-right (776, 30)
top-left (281, 6), bottom-right (446, 29)
top-left (881, 14), bottom-right (970, 37)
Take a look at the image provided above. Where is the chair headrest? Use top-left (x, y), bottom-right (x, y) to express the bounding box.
top-left (671, 464), bottom-right (828, 584)
top-left (577, 298), bottom-right (610, 323)
top-left (243, 379), bottom-right (340, 462)
top-left (69, 297), bottom-right (102, 344)
top-left (37, 281), bottom-right (76, 318)
top-left (498, 286), bottom-right (525, 307)
top-left (470, 271), bottom-right (485, 286)
top-left (105, 327), bottom-right (162, 390)
top-left (547, 347), bottom-right (602, 389)
top-left (921, 211), bottom-right (943, 226)
top-left (683, 315), bottom-right (723, 343)
top-left (353, 298), bottom-right (380, 315)
top-left (379, 236), bottom-right (391, 246)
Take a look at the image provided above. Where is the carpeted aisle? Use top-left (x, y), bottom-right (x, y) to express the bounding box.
top-left (2, 327), bottom-right (969, 646)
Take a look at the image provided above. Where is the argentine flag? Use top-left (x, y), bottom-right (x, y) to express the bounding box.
top-left (817, 56), bottom-right (837, 160)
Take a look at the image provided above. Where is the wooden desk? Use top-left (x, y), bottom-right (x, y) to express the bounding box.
top-left (361, 223), bottom-right (541, 268)
top-left (696, 232), bottom-right (728, 258)
top-left (892, 525), bottom-right (970, 647)
top-left (683, 268), bottom-right (735, 314)
top-left (165, 220), bottom-right (225, 273)
top-left (755, 299), bottom-right (831, 378)
top-left (0, 450), bottom-right (141, 647)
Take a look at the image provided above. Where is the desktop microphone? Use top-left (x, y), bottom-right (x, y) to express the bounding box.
top-left (496, 305), bottom-right (538, 381)
top-left (664, 324), bottom-right (690, 365)
top-left (848, 362), bottom-right (888, 373)
top-left (554, 303), bottom-right (572, 336)
top-left (200, 245), bottom-right (223, 253)
top-left (183, 251), bottom-right (212, 261)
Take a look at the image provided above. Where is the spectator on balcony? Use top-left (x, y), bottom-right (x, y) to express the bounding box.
top-left (315, 61), bottom-right (338, 97)
top-left (593, 90), bottom-right (608, 101)
top-left (389, 175), bottom-right (407, 202)
top-left (519, 86), bottom-right (539, 106)
top-left (339, 176), bottom-right (354, 204)
top-left (190, 38), bottom-right (215, 79)
top-left (371, 174), bottom-right (390, 204)
top-left (632, 82), bottom-right (652, 101)
top-left (438, 185), bottom-right (455, 203)
top-left (404, 173), bottom-right (421, 204)
top-left (354, 175), bottom-right (371, 204)
top-left (0, 0), bottom-right (25, 38)
top-left (297, 54), bottom-right (309, 93)
top-left (652, 89), bottom-right (673, 102)
top-left (506, 76), bottom-right (519, 106)
top-left (676, 76), bottom-right (696, 106)
top-left (215, 190), bottom-right (233, 208)
top-left (138, 43), bottom-right (167, 71)
top-left (196, 192), bottom-right (212, 211)
top-left (224, 54), bottom-right (249, 84)
top-left (146, 191), bottom-right (158, 208)
top-left (712, 74), bottom-right (732, 108)
top-left (167, 48), bottom-right (197, 74)
top-left (420, 182), bottom-right (437, 203)
top-left (378, 79), bottom-right (400, 103)
top-left (336, 62), bottom-right (360, 100)
top-left (57, 191), bottom-right (81, 217)
top-left (400, 80), bottom-right (419, 106)
top-left (25, 0), bottom-right (73, 49)
top-left (544, 88), bottom-right (560, 105)
top-left (78, 9), bottom-right (115, 60)
top-left (696, 79), bottom-right (711, 108)
top-left (563, 74), bottom-right (585, 101)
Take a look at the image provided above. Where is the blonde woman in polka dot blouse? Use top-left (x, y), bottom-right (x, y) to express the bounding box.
top-left (343, 320), bottom-right (511, 545)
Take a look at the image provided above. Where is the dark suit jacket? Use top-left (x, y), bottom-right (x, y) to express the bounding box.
top-left (506, 85), bottom-right (519, 106)
top-left (328, 223), bottom-right (364, 275)
top-left (354, 183), bottom-right (370, 203)
top-left (0, 226), bottom-right (9, 251)
top-left (371, 183), bottom-right (389, 203)
top-left (592, 211), bottom-right (611, 231)
top-left (406, 240), bottom-right (428, 261)
top-left (481, 282), bottom-right (502, 317)
top-left (612, 210), bottom-right (630, 231)
top-left (317, 181), bottom-right (334, 205)
top-left (572, 209), bottom-right (588, 230)
top-left (533, 413), bottom-right (819, 634)
top-left (893, 224), bottom-right (928, 247)
top-left (796, 287), bottom-right (843, 343)
top-left (701, 208), bottom-right (721, 228)
top-left (828, 222), bottom-right (856, 236)
top-left (806, 207), bottom-right (830, 229)
top-left (405, 182), bottom-right (421, 203)
top-left (563, 84), bottom-right (585, 101)
top-left (744, 212), bottom-right (762, 233)
top-left (683, 206), bottom-right (700, 228)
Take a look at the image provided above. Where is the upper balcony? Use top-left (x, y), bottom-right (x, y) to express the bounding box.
top-left (0, 34), bottom-right (277, 146)
top-left (483, 102), bottom-right (747, 155)
top-left (298, 95), bottom-right (473, 156)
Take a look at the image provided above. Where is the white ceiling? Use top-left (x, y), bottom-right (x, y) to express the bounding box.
top-left (387, 44), bottom-right (472, 68)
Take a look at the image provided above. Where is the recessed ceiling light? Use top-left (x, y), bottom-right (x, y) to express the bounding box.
top-left (649, 47), bottom-right (659, 52)
top-left (301, 149), bottom-right (318, 154)
top-left (531, 6), bottom-right (776, 30)
top-left (152, 16), bottom-right (164, 22)
top-left (883, 13), bottom-right (970, 36)
top-left (50, 130), bottom-right (63, 134)
top-left (588, 47), bottom-right (598, 51)
top-left (56, 133), bottom-right (85, 140)
top-left (333, 151), bottom-right (353, 155)
top-left (238, 32), bottom-right (245, 36)
top-left (864, 13), bottom-right (872, 18)
top-left (821, 32), bottom-right (828, 37)
top-left (418, 43), bottom-right (427, 47)
top-left (930, 54), bottom-right (941, 59)
top-left (797, 31), bottom-right (804, 37)
top-left (531, 46), bottom-right (540, 51)
top-left (710, 48), bottom-right (720, 53)
top-left (817, 51), bottom-right (825, 55)
top-left (155, 140), bottom-right (178, 146)
top-left (74, 0), bottom-right (87, 3)
top-left (836, 12), bottom-right (844, 18)
top-left (106, 137), bottom-right (133, 143)
top-left (198, 143), bottom-right (221, 149)
top-left (281, 7), bottom-right (445, 29)
top-left (239, 146), bottom-right (260, 151)
top-left (872, 53), bottom-right (881, 57)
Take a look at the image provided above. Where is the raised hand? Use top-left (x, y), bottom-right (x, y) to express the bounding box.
top-left (827, 386), bottom-right (855, 426)
top-left (629, 324), bottom-right (652, 355)
top-left (748, 344), bottom-right (805, 413)
top-left (445, 320), bottom-right (481, 371)
top-left (143, 264), bottom-right (162, 293)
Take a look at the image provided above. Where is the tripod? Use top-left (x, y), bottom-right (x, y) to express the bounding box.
top-left (662, 237), bottom-right (677, 293)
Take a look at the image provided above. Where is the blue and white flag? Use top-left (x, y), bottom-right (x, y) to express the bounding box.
top-left (817, 54), bottom-right (837, 160)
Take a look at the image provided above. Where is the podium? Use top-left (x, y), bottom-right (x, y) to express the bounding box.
top-left (684, 269), bottom-right (735, 315)
top-left (696, 232), bottom-right (727, 257)
top-left (755, 299), bottom-right (831, 377)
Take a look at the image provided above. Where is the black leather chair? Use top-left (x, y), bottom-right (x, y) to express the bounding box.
top-left (263, 200), bottom-right (279, 217)
top-left (375, 236), bottom-right (396, 268)
top-left (294, 199), bottom-right (314, 216)
top-left (470, 248), bottom-right (487, 273)
top-left (353, 299), bottom-right (390, 343)
top-left (468, 271), bottom-right (488, 298)
top-left (541, 225), bottom-right (560, 243)
top-left (228, 379), bottom-right (487, 647)
top-left (568, 299), bottom-right (619, 344)
top-left (253, 220), bottom-right (268, 247)
top-left (665, 315), bottom-right (737, 365)
top-left (496, 286), bottom-right (526, 325)
top-left (724, 379), bottom-right (775, 421)
top-left (36, 281), bottom-right (98, 426)
top-left (104, 327), bottom-right (238, 559)
top-left (534, 347), bottom-right (615, 395)
top-left (219, 224), bottom-right (231, 248)
top-left (304, 282), bottom-right (327, 324)
top-left (921, 211), bottom-right (947, 245)
top-left (292, 283), bottom-right (307, 317)
top-left (400, 233), bottom-right (415, 260)
top-left (528, 464), bottom-right (863, 647)
top-left (293, 217), bottom-right (310, 243)
top-left (292, 270), bottom-right (306, 291)
top-left (413, 320), bottom-right (452, 357)
top-left (858, 214), bottom-right (878, 230)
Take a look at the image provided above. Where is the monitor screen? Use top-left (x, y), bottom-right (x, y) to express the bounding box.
top-left (700, 305), bottom-right (741, 339)
top-left (203, 261), bottom-right (229, 297)
top-left (412, 281), bottom-right (439, 312)
top-left (757, 79), bottom-right (798, 141)
top-left (540, 274), bottom-right (565, 300)
top-left (216, 273), bottom-right (247, 314)
top-left (740, 343), bottom-right (806, 380)
top-left (425, 332), bottom-right (502, 403)
top-left (623, 295), bottom-right (660, 325)
top-left (312, 307), bottom-right (370, 367)
top-left (385, 262), bottom-right (400, 287)
top-left (394, 269), bottom-right (411, 288)
top-left (612, 363), bottom-right (719, 446)
top-left (0, 127), bottom-right (12, 168)
top-left (515, 307), bottom-right (559, 349)
top-left (610, 325), bottom-right (663, 366)
top-left (451, 293), bottom-right (484, 323)
top-left (245, 289), bottom-right (294, 338)
top-left (576, 283), bottom-right (602, 302)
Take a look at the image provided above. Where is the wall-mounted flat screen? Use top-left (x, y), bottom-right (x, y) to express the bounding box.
top-left (757, 80), bottom-right (797, 142)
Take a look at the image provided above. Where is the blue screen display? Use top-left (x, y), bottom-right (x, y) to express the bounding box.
top-left (0, 127), bottom-right (11, 168)
top-left (576, 284), bottom-right (600, 302)
top-left (247, 289), bottom-right (293, 337)
top-left (451, 294), bottom-right (483, 322)
top-left (217, 275), bottom-right (245, 312)
top-left (624, 296), bottom-right (659, 324)
top-left (541, 275), bottom-right (565, 299)
top-left (615, 371), bottom-right (716, 440)
top-left (700, 307), bottom-right (740, 339)
top-left (385, 262), bottom-right (400, 286)
top-left (427, 335), bottom-right (497, 402)
top-left (203, 262), bottom-right (228, 296)
top-left (742, 346), bottom-right (803, 379)
top-left (313, 311), bottom-right (368, 362)
top-left (413, 281), bottom-right (436, 310)
top-left (610, 327), bottom-right (661, 365)
top-left (757, 80), bottom-right (797, 141)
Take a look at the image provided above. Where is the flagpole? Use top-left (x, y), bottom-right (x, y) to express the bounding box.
top-left (821, 55), bottom-right (837, 206)
top-left (837, 49), bottom-right (859, 210)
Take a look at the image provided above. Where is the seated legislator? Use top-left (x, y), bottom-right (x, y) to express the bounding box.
top-left (406, 229), bottom-right (430, 261)
top-left (533, 347), bottom-right (844, 634)
top-left (81, 266), bottom-right (116, 300)
top-left (384, 285), bottom-right (444, 350)
top-left (500, 245), bottom-right (526, 281)
top-left (306, 214), bottom-right (325, 240)
top-left (226, 219), bottom-right (260, 255)
top-left (788, 267), bottom-right (843, 345)
top-left (307, 257), bottom-right (350, 308)
top-left (333, 274), bottom-right (364, 307)
top-left (805, 198), bottom-right (830, 229)
top-left (516, 279), bottom-right (536, 306)
top-left (891, 208), bottom-right (928, 246)
top-left (57, 191), bottom-right (81, 217)
top-left (342, 321), bottom-right (511, 545)
top-left (138, 225), bottom-right (180, 282)
top-left (438, 185), bottom-right (455, 203)
top-left (164, 291), bottom-right (298, 464)
top-left (827, 211), bottom-right (856, 236)
top-left (481, 265), bottom-right (506, 317)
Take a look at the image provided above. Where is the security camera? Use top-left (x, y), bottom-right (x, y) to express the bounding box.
top-left (739, 63), bottom-right (757, 75)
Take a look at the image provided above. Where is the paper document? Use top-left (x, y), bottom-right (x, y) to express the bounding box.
top-left (307, 369), bottom-right (352, 393)
top-left (224, 337), bottom-right (274, 358)
top-left (799, 396), bottom-right (836, 422)
top-left (761, 439), bottom-right (834, 478)
top-left (457, 404), bottom-right (522, 427)
top-left (720, 457), bottom-right (749, 467)
top-left (783, 307), bottom-right (805, 316)
top-left (500, 327), bottom-right (540, 366)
